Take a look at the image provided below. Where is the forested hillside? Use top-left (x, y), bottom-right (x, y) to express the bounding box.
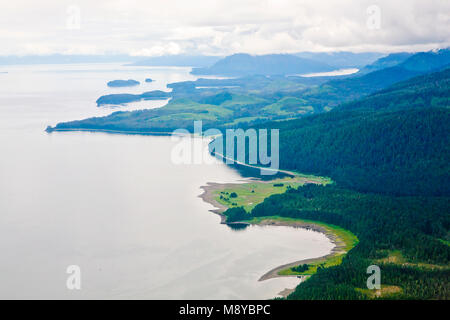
top-left (234, 184), bottom-right (450, 299)
top-left (341, 68), bottom-right (450, 112)
top-left (221, 65), bottom-right (450, 299)
top-left (296, 49), bottom-right (450, 110)
top-left (269, 108), bottom-right (449, 196)
top-left (246, 68), bottom-right (450, 196)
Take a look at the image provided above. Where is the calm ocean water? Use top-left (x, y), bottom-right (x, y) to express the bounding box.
top-left (0, 63), bottom-right (333, 299)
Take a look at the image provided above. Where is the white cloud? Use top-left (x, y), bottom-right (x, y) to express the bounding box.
top-left (0, 0), bottom-right (449, 56)
top-left (130, 42), bottom-right (183, 56)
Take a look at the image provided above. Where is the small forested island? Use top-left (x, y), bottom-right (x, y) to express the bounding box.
top-left (95, 90), bottom-right (171, 106)
top-left (107, 79), bottom-right (140, 87)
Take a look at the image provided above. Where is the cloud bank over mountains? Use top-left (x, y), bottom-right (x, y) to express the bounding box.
top-left (1, 0), bottom-right (449, 56)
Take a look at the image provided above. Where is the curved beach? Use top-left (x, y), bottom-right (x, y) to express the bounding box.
top-left (198, 181), bottom-right (347, 282)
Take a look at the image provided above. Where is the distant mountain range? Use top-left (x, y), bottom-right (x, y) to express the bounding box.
top-left (401, 49), bottom-right (450, 71)
top-left (2, 50), bottom-right (448, 73)
top-left (0, 52), bottom-right (385, 70)
top-left (190, 49), bottom-right (447, 78)
top-left (358, 49), bottom-right (450, 74)
top-left (358, 52), bottom-right (414, 74)
top-left (191, 53), bottom-right (335, 76)
top-left (304, 48), bottom-right (450, 109)
top-left (295, 51), bottom-right (384, 69)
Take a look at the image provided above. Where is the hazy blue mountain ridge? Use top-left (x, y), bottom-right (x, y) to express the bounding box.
top-left (191, 53), bottom-right (334, 76)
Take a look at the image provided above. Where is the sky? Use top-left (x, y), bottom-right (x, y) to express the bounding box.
top-left (0, 0), bottom-right (449, 56)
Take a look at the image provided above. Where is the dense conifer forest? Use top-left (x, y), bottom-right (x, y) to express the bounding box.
top-left (223, 68), bottom-right (450, 299)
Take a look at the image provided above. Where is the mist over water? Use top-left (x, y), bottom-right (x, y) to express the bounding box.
top-left (0, 63), bottom-right (333, 299)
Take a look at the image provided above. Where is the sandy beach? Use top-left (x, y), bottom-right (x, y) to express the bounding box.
top-left (198, 181), bottom-right (347, 281)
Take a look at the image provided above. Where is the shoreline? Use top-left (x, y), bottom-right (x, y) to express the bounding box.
top-left (198, 180), bottom-right (351, 282)
top-left (45, 127), bottom-right (177, 136)
top-left (52, 127), bottom-right (350, 298)
top-left (199, 181), bottom-right (251, 223)
top-left (254, 219), bottom-right (347, 281)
